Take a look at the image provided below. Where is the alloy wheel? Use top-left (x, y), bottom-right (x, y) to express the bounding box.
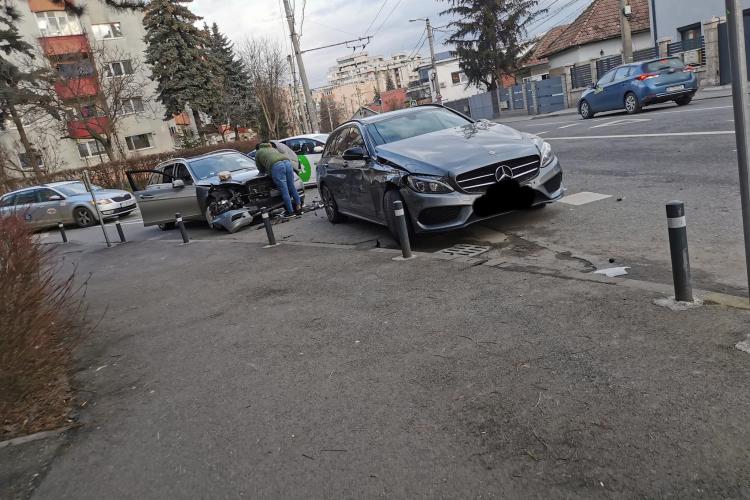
top-left (626, 95), bottom-right (636, 113)
top-left (75, 208), bottom-right (92, 226)
top-left (581, 102), bottom-right (590, 118)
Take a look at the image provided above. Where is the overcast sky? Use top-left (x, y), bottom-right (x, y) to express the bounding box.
top-left (191, 0), bottom-right (593, 89)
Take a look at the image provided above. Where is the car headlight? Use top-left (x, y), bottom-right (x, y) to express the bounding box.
top-left (95, 198), bottom-right (114, 205)
top-left (405, 175), bottom-right (454, 194)
top-left (540, 141), bottom-right (555, 167)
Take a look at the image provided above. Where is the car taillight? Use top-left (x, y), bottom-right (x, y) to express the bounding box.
top-left (637, 73), bottom-right (659, 81)
top-left (683, 65), bottom-right (696, 72)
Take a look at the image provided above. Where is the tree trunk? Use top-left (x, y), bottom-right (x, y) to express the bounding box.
top-left (192, 109), bottom-right (207, 145)
top-left (233, 124), bottom-right (240, 142)
top-left (7, 103), bottom-right (44, 180)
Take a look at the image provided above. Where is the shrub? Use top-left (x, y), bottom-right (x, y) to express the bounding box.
top-left (0, 140), bottom-right (259, 195)
top-left (0, 216), bottom-right (83, 439)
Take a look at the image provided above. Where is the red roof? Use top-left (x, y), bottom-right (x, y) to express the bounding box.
top-left (539, 0), bottom-right (650, 58)
top-left (524, 25), bottom-right (570, 68)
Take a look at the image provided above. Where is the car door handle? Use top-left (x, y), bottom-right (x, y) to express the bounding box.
top-left (139, 194), bottom-right (155, 199)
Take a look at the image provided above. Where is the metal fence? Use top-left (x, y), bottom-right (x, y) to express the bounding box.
top-left (596, 55), bottom-right (623, 80)
top-left (633, 46), bottom-right (659, 62)
top-left (570, 64), bottom-right (593, 89)
top-left (668, 36), bottom-right (706, 64)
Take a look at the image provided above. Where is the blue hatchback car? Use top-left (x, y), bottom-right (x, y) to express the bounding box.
top-left (578, 57), bottom-right (698, 119)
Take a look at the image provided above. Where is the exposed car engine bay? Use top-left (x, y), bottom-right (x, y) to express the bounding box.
top-left (200, 176), bottom-right (286, 233)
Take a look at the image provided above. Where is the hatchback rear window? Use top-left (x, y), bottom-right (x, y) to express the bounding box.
top-left (643, 58), bottom-right (684, 72)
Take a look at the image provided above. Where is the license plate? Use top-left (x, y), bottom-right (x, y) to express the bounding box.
top-left (667, 85), bottom-right (685, 93)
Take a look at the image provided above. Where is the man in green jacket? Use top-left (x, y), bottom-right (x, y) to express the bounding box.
top-left (255, 142), bottom-right (302, 217)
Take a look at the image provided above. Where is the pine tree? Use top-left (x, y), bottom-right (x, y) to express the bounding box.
top-left (143, 0), bottom-right (219, 143)
top-left (0, 3), bottom-right (52, 179)
top-left (385, 72), bottom-right (395, 91)
top-left (441, 0), bottom-right (544, 91)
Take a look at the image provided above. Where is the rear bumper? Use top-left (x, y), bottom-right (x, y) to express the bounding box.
top-left (402, 157), bottom-right (564, 234)
top-left (642, 88), bottom-right (696, 104)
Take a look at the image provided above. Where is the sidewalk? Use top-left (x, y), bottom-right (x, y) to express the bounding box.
top-left (4, 239), bottom-right (749, 498)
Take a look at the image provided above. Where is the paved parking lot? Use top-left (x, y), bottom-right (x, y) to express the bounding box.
top-left (43, 96), bottom-right (749, 296)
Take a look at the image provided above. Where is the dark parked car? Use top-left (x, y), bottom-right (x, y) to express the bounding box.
top-left (126, 150), bottom-right (304, 233)
top-left (578, 57), bottom-right (698, 119)
top-left (316, 105), bottom-right (564, 239)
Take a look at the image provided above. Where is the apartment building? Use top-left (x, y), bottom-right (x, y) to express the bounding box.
top-left (1, 0), bottom-right (176, 174)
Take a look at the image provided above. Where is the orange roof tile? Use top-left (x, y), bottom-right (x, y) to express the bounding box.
top-left (524, 25), bottom-right (569, 68)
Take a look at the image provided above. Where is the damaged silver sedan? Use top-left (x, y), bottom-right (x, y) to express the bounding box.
top-left (126, 150), bottom-right (304, 233)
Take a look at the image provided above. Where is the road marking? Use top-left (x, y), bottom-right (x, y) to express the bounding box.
top-left (536, 130), bottom-right (552, 135)
top-left (557, 123), bottom-right (580, 129)
top-left (546, 131), bottom-right (735, 140)
top-left (590, 118), bottom-right (650, 129)
top-left (559, 192), bottom-right (612, 206)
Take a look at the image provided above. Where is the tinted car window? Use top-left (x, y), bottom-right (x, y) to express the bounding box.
top-left (0, 194), bottom-right (15, 207)
top-left (339, 127), bottom-right (365, 153)
top-left (644, 58), bottom-right (684, 72)
top-left (173, 163), bottom-right (194, 185)
top-left (614, 67), bottom-right (630, 80)
top-left (37, 188), bottom-right (59, 202)
top-left (15, 190), bottom-right (38, 205)
top-left (597, 69), bottom-right (617, 86)
top-left (368, 108), bottom-right (471, 145)
top-left (325, 129), bottom-right (348, 157)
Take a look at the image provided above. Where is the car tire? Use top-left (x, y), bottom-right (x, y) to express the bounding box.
top-left (320, 184), bottom-right (346, 224)
top-left (73, 206), bottom-right (97, 228)
top-left (675, 95), bottom-right (692, 106)
top-left (158, 222), bottom-right (176, 231)
top-left (625, 92), bottom-right (642, 114)
top-left (579, 100), bottom-right (594, 119)
top-left (383, 189), bottom-right (415, 245)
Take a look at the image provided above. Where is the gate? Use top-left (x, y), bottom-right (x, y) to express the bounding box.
top-left (525, 82), bottom-right (534, 113)
top-left (467, 92), bottom-right (494, 120)
top-left (511, 84), bottom-right (525, 110)
top-left (444, 97), bottom-right (471, 117)
top-left (498, 87), bottom-right (511, 110)
top-left (535, 76), bottom-right (566, 115)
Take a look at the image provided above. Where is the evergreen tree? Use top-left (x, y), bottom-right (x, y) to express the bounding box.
top-left (143, 0), bottom-right (219, 143)
top-left (441, 0), bottom-right (544, 91)
top-left (385, 72), bottom-right (395, 91)
top-left (373, 86), bottom-right (381, 105)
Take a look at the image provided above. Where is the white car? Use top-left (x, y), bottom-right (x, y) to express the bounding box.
top-left (280, 134), bottom-right (328, 186)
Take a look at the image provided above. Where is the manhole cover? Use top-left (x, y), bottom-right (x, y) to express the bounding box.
top-left (435, 244), bottom-right (490, 258)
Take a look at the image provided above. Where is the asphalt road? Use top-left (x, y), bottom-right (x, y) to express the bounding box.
top-left (38, 96), bottom-right (749, 295)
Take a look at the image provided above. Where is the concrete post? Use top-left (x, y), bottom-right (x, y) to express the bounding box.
top-left (563, 65), bottom-right (574, 107)
top-left (702, 17), bottom-right (722, 87)
top-left (658, 37), bottom-right (672, 58)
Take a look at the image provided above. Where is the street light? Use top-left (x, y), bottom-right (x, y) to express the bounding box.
top-left (409, 18), bottom-right (442, 104)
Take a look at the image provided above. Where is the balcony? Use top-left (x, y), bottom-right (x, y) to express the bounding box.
top-left (54, 76), bottom-right (98, 100)
top-left (67, 116), bottom-right (109, 139)
top-left (28, 0), bottom-right (66, 12)
top-left (39, 34), bottom-right (90, 57)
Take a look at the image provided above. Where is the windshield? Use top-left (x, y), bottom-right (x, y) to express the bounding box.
top-left (644, 58), bottom-right (684, 72)
top-left (368, 108), bottom-right (472, 145)
top-left (54, 182), bottom-right (103, 196)
top-left (188, 153), bottom-right (258, 180)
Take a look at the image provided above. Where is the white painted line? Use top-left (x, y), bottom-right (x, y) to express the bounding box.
top-left (590, 118), bottom-right (650, 129)
top-left (559, 192), bottom-right (612, 206)
top-left (546, 131), bottom-right (735, 140)
top-left (536, 130), bottom-right (552, 136)
top-left (557, 123), bottom-right (580, 129)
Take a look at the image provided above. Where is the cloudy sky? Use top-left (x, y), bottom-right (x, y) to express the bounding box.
top-left (191, 0), bottom-right (593, 89)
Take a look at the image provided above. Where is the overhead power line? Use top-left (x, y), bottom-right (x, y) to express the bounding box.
top-left (372, 0), bottom-right (403, 36)
top-left (364, 0), bottom-right (389, 35)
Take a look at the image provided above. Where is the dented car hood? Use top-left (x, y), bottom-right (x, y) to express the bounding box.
top-left (196, 168), bottom-right (264, 186)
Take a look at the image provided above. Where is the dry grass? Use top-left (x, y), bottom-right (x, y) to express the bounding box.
top-left (0, 216), bottom-right (84, 440)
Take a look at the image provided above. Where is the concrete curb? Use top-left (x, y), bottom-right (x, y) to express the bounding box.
top-left (0, 425), bottom-right (72, 449)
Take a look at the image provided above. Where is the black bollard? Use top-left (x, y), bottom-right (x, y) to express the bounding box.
top-left (115, 219), bottom-right (126, 243)
top-left (393, 200), bottom-right (413, 259)
top-left (57, 222), bottom-right (68, 243)
top-left (666, 201), bottom-right (693, 302)
top-left (261, 207), bottom-right (277, 246)
top-left (175, 212), bottom-right (190, 244)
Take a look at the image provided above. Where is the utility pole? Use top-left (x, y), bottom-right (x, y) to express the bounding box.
top-left (725, 0), bottom-right (750, 302)
top-left (411, 18), bottom-right (442, 104)
top-left (282, 0), bottom-right (319, 132)
top-left (619, 0), bottom-right (633, 63)
top-left (287, 55), bottom-right (309, 134)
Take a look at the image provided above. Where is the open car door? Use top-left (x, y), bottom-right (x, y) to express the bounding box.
top-left (126, 166), bottom-right (201, 226)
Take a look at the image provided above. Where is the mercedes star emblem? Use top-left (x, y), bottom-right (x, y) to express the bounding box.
top-left (495, 165), bottom-right (513, 182)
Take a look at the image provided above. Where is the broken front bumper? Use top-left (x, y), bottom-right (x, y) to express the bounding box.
top-left (208, 190), bottom-right (305, 234)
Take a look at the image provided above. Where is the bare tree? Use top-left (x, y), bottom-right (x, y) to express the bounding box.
top-left (239, 37), bottom-right (289, 140)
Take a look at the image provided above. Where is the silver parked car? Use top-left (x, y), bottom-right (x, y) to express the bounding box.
top-left (0, 181), bottom-right (137, 229)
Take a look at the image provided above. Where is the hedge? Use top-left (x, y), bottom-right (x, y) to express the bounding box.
top-left (0, 140), bottom-right (259, 195)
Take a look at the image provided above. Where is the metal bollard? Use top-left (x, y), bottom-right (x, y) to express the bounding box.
top-left (57, 222), bottom-right (68, 243)
top-left (175, 212), bottom-right (190, 244)
top-left (393, 200), bottom-right (413, 259)
top-left (261, 207), bottom-right (277, 246)
top-left (115, 219), bottom-right (126, 243)
top-left (666, 201), bottom-right (693, 302)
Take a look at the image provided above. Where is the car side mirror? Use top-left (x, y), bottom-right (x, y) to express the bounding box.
top-left (314, 145), bottom-right (324, 153)
top-left (172, 179), bottom-right (185, 189)
top-left (588, 83), bottom-right (595, 89)
top-left (48, 195), bottom-right (63, 201)
top-left (343, 147), bottom-right (368, 161)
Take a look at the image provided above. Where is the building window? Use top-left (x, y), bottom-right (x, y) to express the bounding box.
top-left (57, 60), bottom-right (95, 78)
top-left (91, 22), bottom-right (123, 40)
top-left (18, 152), bottom-right (44, 170)
top-left (103, 60), bottom-right (134, 77)
top-left (451, 71), bottom-right (461, 85)
top-left (77, 140), bottom-right (106, 159)
top-left (120, 97), bottom-right (144, 115)
top-left (36, 11), bottom-right (82, 37)
top-left (125, 133), bottom-right (153, 151)
top-left (678, 23), bottom-right (702, 42)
